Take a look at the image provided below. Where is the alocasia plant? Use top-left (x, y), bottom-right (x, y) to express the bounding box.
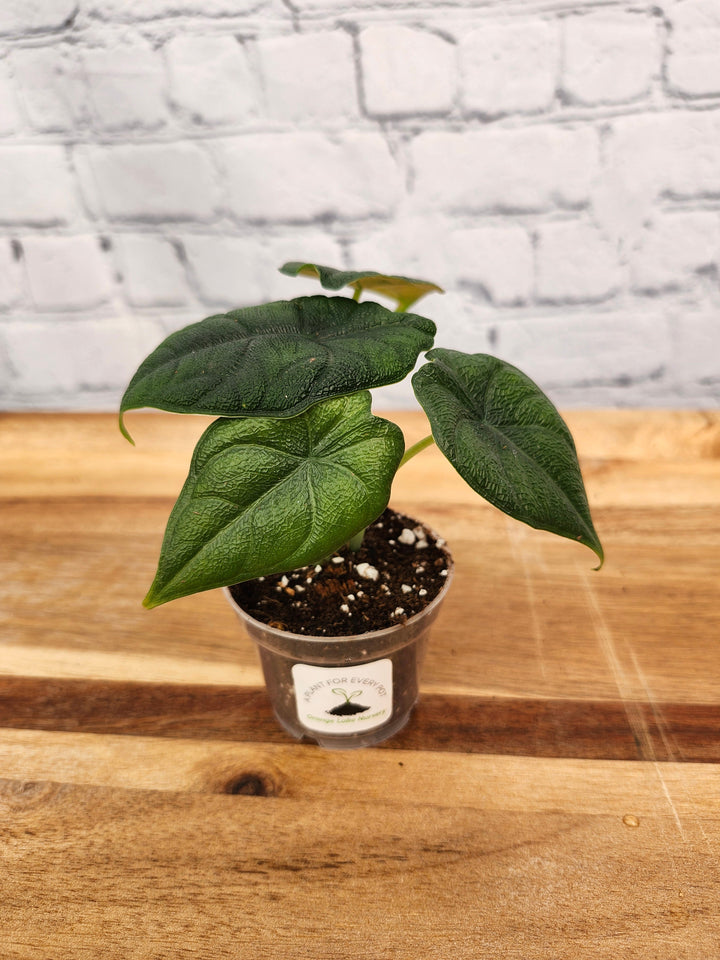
top-left (121, 262), bottom-right (603, 609)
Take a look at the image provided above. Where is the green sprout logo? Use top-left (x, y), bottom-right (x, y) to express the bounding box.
top-left (326, 688), bottom-right (371, 717)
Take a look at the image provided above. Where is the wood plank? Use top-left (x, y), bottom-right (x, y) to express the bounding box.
top-left (2, 410), bottom-right (720, 503)
top-left (2, 413), bottom-right (719, 749)
top-left (0, 726), bottom-right (714, 814)
top-left (1, 676), bottom-right (719, 762)
top-left (0, 760), bottom-right (718, 959)
top-left (2, 494), bottom-right (718, 707)
top-left (2, 412), bottom-right (719, 958)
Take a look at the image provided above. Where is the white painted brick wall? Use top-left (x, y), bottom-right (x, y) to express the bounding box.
top-left (0, 1), bottom-right (718, 412)
top-left (460, 20), bottom-right (560, 117)
top-left (0, 0), bottom-right (77, 36)
top-left (22, 234), bottom-right (114, 310)
top-left (11, 44), bottom-right (87, 132)
top-left (630, 212), bottom-right (720, 293)
top-left (498, 311), bottom-right (671, 392)
top-left (0, 239), bottom-right (24, 307)
top-left (0, 146), bottom-right (79, 224)
top-left (257, 31), bottom-right (358, 123)
top-left (359, 26), bottom-right (456, 117)
top-left (218, 133), bottom-right (403, 221)
top-left (411, 127), bottom-right (599, 214)
top-left (83, 38), bottom-right (169, 132)
top-left (115, 235), bottom-right (190, 308)
top-left (181, 232), bottom-right (344, 306)
top-left (0, 59), bottom-right (22, 134)
top-left (535, 221), bottom-right (621, 304)
top-left (561, 12), bottom-right (658, 106)
top-left (76, 142), bottom-right (221, 221)
top-left (666, 0), bottom-right (720, 97)
top-left (165, 35), bottom-right (258, 126)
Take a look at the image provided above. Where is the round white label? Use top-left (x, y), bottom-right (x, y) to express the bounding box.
top-left (292, 659), bottom-right (393, 734)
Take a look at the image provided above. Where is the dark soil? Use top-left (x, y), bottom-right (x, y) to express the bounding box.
top-left (229, 508), bottom-right (451, 637)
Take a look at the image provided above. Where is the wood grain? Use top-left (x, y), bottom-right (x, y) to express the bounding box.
top-left (1, 676), bottom-right (719, 762)
top-left (2, 495), bottom-right (718, 704)
top-left (1, 726), bottom-right (716, 811)
top-left (2, 409), bottom-right (719, 501)
top-left (1, 764), bottom-right (718, 959)
top-left (1, 411), bottom-right (719, 959)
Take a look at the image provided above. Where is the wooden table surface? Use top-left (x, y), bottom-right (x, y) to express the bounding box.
top-left (1, 410), bottom-right (719, 959)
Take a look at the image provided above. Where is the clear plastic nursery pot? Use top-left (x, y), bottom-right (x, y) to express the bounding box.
top-left (223, 554), bottom-right (453, 750)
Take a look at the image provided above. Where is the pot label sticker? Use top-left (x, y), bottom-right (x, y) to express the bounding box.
top-left (292, 659), bottom-right (393, 734)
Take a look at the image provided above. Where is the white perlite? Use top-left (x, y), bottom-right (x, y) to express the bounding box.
top-left (355, 562), bottom-right (379, 581)
top-left (398, 528), bottom-right (416, 545)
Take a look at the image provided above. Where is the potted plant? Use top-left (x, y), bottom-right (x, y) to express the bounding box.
top-left (120, 262), bottom-right (603, 749)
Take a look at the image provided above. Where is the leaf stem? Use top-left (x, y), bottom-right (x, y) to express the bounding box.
top-left (347, 527), bottom-right (366, 551)
top-left (399, 434), bottom-right (435, 467)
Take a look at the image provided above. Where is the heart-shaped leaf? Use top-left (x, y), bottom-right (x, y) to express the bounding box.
top-left (280, 261), bottom-right (444, 312)
top-left (143, 392), bottom-right (405, 608)
top-left (412, 349), bottom-right (603, 565)
top-left (120, 296), bottom-right (435, 441)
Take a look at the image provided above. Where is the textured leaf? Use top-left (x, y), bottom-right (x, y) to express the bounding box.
top-left (143, 393), bottom-right (405, 607)
top-left (412, 349), bottom-right (603, 564)
top-left (280, 261), bottom-right (444, 311)
top-left (120, 296), bottom-right (435, 440)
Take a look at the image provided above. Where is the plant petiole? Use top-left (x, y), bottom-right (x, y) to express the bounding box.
top-left (399, 434), bottom-right (435, 468)
top-left (347, 527), bottom-right (366, 552)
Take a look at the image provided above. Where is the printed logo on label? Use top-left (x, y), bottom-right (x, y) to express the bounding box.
top-left (292, 660), bottom-right (393, 734)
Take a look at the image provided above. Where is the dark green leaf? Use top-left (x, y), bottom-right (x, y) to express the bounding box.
top-left (120, 296), bottom-right (435, 440)
top-left (280, 261), bottom-right (444, 311)
top-left (412, 349), bottom-right (603, 565)
top-left (143, 392), bottom-right (405, 607)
